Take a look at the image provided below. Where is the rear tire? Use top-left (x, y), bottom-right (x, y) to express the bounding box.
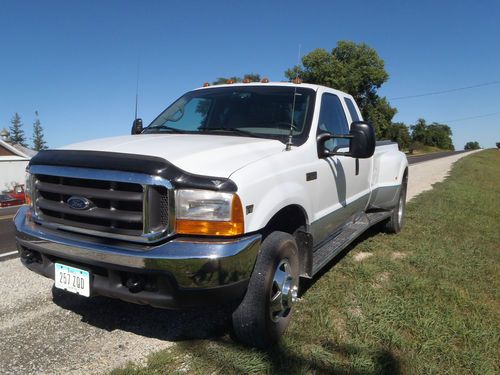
top-left (384, 178), bottom-right (407, 234)
top-left (232, 231), bottom-right (299, 348)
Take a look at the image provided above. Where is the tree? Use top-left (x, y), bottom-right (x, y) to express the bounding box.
top-left (32, 111), bottom-right (47, 151)
top-left (385, 122), bottom-right (411, 150)
top-left (243, 73), bottom-right (261, 82)
top-left (410, 118), bottom-right (454, 151)
top-left (8, 112), bottom-right (27, 146)
top-left (363, 96), bottom-right (397, 139)
top-left (212, 73), bottom-right (261, 85)
top-left (464, 141), bottom-right (480, 150)
top-left (410, 118), bottom-right (428, 144)
top-left (426, 122), bottom-right (454, 150)
top-left (284, 41), bottom-right (396, 137)
top-left (213, 76), bottom-right (242, 85)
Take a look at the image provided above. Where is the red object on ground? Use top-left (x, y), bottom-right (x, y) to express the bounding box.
top-left (7, 184), bottom-right (26, 203)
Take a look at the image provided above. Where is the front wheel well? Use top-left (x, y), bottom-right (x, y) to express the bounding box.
top-left (261, 205), bottom-right (312, 278)
top-left (262, 205), bottom-right (308, 237)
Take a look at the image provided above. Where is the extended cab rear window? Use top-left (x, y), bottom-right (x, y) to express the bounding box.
top-left (344, 97), bottom-right (360, 122)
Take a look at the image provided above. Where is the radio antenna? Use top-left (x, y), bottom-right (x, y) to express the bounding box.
top-left (134, 61), bottom-right (140, 120)
top-left (286, 44), bottom-right (301, 151)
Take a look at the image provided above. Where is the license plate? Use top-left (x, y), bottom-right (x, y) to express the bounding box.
top-left (54, 263), bottom-right (90, 297)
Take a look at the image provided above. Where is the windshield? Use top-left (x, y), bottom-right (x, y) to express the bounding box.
top-left (143, 86), bottom-right (316, 145)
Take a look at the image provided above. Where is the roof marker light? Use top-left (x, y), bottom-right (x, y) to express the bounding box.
top-left (203, 82), bottom-right (210, 87)
top-left (226, 79), bottom-right (235, 84)
top-left (292, 77), bottom-right (302, 84)
top-left (261, 78), bottom-right (269, 83)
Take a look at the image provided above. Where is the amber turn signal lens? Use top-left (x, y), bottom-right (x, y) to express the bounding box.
top-left (176, 194), bottom-right (244, 236)
top-left (176, 220), bottom-right (243, 236)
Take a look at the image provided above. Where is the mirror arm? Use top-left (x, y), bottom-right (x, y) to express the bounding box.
top-left (324, 151), bottom-right (352, 157)
top-left (317, 132), bottom-right (354, 158)
top-left (331, 134), bottom-right (353, 140)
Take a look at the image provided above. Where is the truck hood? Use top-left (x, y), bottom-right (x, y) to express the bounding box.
top-left (61, 134), bottom-right (285, 177)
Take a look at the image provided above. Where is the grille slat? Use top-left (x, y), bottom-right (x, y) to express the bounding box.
top-left (32, 169), bottom-right (171, 243)
top-left (36, 180), bottom-right (143, 202)
top-left (37, 198), bottom-right (143, 223)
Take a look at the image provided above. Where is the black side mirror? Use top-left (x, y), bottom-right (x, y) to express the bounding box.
top-left (317, 121), bottom-right (375, 159)
top-left (349, 121), bottom-right (375, 158)
top-left (131, 118), bottom-right (143, 135)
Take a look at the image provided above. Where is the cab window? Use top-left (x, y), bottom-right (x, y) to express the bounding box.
top-left (344, 97), bottom-right (360, 122)
top-left (317, 93), bottom-right (349, 150)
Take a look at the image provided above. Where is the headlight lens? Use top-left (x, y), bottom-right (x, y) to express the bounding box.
top-left (175, 189), bottom-right (244, 236)
top-left (176, 190), bottom-right (233, 221)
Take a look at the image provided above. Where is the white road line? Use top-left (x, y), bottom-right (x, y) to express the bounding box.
top-left (0, 251), bottom-right (18, 258)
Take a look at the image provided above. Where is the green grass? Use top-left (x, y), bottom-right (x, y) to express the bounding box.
top-left (111, 150), bottom-right (500, 375)
top-left (405, 145), bottom-right (450, 155)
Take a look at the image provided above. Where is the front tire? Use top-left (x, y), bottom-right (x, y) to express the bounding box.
top-left (232, 231), bottom-right (299, 348)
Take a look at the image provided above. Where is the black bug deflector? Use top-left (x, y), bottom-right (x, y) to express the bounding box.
top-left (30, 149), bottom-right (238, 192)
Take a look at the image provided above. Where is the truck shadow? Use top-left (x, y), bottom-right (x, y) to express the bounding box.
top-left (324, 157), bottom-right (347, 206)
top-left (177, 338), bottom-right (401, 375)
top-left (51, 287), bottom-right (233, 341)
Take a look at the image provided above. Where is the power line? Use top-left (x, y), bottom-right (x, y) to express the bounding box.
top-left (389, 80), bottom-right (500, 100)
top-left (442, 111), bottom-right (500, 123)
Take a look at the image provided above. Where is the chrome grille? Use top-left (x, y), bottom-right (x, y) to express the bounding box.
top-left (30, 165), bottom-right (173, 243)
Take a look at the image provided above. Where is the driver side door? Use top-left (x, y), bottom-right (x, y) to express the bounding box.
top-left (311, 92), bottom-right (371, 246)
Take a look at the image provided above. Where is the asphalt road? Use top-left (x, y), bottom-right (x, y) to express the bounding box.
top-left (0, 150), bottom-right (473, 261)
top-left (407, 150), bottom-right (469, 165)
top-left (0, 206), bottom-right (21, 261)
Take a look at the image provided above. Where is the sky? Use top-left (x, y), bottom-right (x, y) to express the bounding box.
top-left (1, 0), bottom-right (499, 150)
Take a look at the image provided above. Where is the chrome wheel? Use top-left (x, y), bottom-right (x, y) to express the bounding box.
top-left (269, 259), bottom-right (298, 322)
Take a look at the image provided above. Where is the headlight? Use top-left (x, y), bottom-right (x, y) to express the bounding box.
top-left (175, 189), bottom-right (244, 236)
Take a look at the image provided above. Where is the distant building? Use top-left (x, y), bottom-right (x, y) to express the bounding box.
top-left (0, 130), bottom-right (37, 191)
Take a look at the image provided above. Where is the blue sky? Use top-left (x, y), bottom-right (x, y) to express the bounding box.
top-left (1, 0), bottom-right (499, 149)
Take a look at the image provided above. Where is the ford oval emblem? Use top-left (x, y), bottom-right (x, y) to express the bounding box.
top-left (67, 196), bottom-right (91, 210)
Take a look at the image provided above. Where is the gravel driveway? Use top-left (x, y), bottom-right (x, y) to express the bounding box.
top-left (0, 150), bottom-right (481, 374)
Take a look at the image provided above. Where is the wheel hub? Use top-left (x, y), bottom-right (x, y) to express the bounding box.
top-left (269, 259), bottom-right (297, 322)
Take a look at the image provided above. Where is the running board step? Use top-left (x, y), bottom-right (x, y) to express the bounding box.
top-left (311, 211), bottom-right (391, 275)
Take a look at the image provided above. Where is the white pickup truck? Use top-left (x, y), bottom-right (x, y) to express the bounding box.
top-left (15, 82), bottom-right (407, 348)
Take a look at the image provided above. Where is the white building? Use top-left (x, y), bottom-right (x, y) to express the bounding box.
top-left (0, 137), bottom-right (37, 192)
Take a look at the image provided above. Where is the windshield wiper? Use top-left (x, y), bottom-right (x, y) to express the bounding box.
top-left (201, 127), bottom-right (264, 138)
top-left (144, 125), bottom-right (185, 133)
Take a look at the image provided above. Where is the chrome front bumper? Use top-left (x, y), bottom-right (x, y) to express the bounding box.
top-left (15, 206), bottom-right (261, 308)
